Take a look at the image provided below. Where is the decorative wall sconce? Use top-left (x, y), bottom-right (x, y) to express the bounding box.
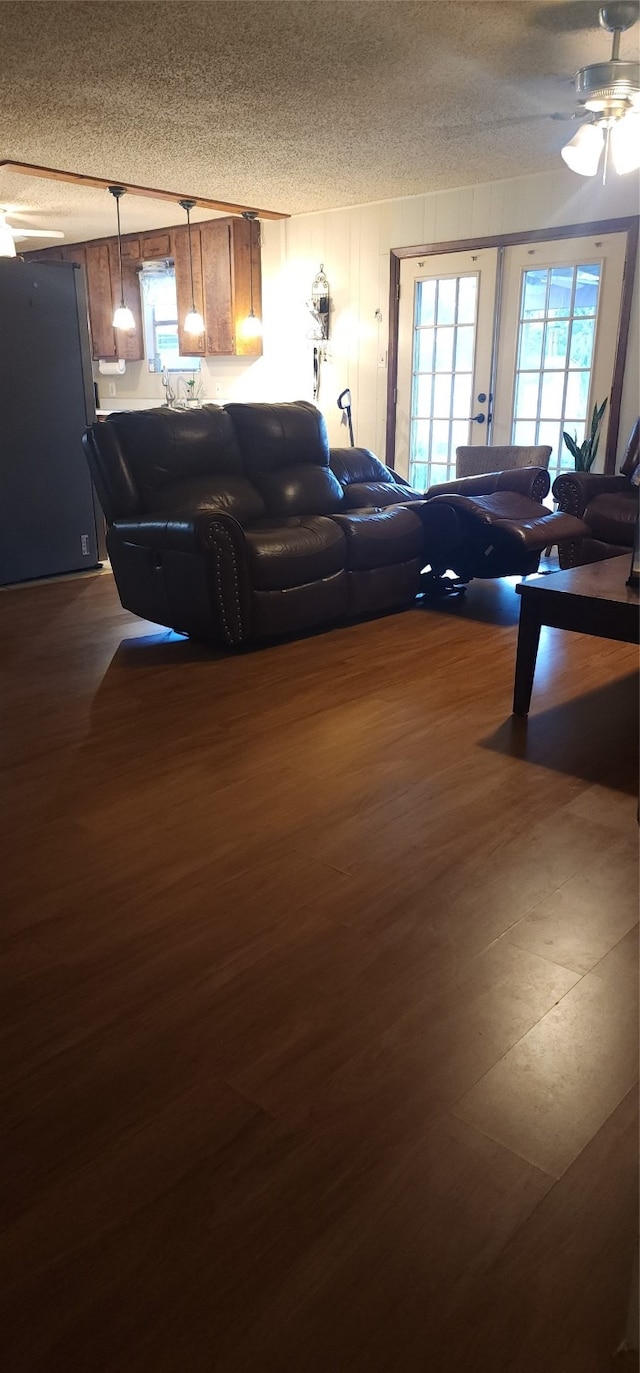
top-left (178, 199), bottom-right (205, 335)
top-left (307, 264), bottom-right (330, 342)
top-left (306, 264), bottom-right (331, 401)
top-left (108, 186), bottom-right (136, 331)
top-left (240, 211), bottom-right (263, 340)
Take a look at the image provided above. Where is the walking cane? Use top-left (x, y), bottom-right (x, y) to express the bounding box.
top-left (337, 388), bottom-right (354, 446)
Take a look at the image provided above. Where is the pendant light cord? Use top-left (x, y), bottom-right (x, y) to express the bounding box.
top-left (187, 205), bottom-right (196, 311)
top-left (115, 192), bottom-right (125, 309)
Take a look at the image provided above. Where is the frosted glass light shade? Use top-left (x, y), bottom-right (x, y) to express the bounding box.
top-left (184, 308), bottom-right (205, 334)
top-left (0, 216), bottom-right (17, 257)
top-left (113, 304), bottom-right (136, 331)
top-left (561, 123), bottom-right (604, 176)
top-left (239, 310), bottom-right (263, 340)
top-left (611, 112), bottom-right (640, 174)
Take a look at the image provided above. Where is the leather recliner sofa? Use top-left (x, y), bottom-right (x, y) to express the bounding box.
top-left (82, 401), bottom-right (427, 646)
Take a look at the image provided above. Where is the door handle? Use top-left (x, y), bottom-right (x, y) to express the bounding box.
top-left (470, 412), bottom-right (486, 424)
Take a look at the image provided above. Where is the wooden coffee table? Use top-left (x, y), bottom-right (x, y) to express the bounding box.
top-left (513, 556), bottom-right (639, 716)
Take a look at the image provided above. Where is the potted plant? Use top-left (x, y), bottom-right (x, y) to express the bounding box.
top-left (562, 397), bottom-right (608, 471)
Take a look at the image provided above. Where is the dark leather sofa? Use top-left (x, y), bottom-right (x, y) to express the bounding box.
top-left (552, 418), bottom-right (640, 569)
top-left (83, 401), bottom-right (427, 646)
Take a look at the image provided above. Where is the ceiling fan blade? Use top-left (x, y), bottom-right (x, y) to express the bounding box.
top-left (11, 228), bottom-right (65, 240)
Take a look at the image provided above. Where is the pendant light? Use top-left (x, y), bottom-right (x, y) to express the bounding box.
top-left (178, 199), bottom-right (205, 334)
top-left (108, 186), bottom-right (136, 331)
top-left (240, 211), bottom-right (263, 340)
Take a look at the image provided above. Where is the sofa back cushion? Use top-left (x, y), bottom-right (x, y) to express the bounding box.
top-left (101, 405), bottom-right (243, 511)
top-left (225, 401), bottom-right (330, 474)
top-left (254, 464), bottom-right (344, 517)
top-left (330, 447), bottom-right (396, 487)
top-left (151, 474), bottom-right (266, 524)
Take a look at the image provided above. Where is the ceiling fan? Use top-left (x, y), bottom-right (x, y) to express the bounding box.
top-left (0, 209), bottom-right (64, 257)
top-left (560, 2), bottom-right (640, 178)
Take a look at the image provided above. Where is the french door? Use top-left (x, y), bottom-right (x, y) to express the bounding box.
top-left (395, 231), bottom-right (628, 486)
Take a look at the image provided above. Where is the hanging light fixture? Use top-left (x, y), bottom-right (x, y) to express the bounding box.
top-left (240, 211), bottom-right (263, 340)
top-left (0, 212), bottom-right (17, 257)
top-left (178, 199), bottom-right (205, 334)
top-left (108, 186), bottom-right (136, 331)
top-left (561, 4), bottom-right (640, 182)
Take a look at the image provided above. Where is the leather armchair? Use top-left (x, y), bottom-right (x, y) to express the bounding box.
top-left (420, 466), bottom-right (587, 586)
top-left (83, 402), bottom-right (426, 646)
top-left (552, 418), bottom-right (640, 569)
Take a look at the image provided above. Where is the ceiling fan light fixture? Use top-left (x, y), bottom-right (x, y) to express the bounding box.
top-left (564, 4), bottom-right (640, 179)
top-left (0, 213), bottom-right (17, 257)
top-left (561, 121), bottom-right (605, 176)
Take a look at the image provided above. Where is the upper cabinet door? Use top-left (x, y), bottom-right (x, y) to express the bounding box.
top-left (231, 216), bottom-right (262, 358)
top-left (173, 224), bottom-right (206, 357)
top-left (200, 220), bottom-right (234, 354)
top-left (84, 243), bottom-right (117, 360)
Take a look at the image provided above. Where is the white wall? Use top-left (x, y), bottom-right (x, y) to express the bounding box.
top-left (264, 165), bottom-right (640, 464)
top-left (96, 165), bottom-right (639, 467)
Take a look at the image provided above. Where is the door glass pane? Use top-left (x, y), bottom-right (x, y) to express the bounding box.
top-left (518, 321), bottom-right (544, 370)
top-left (416, 327), bottom-right (435, 372)
top-left (433, 373), bottom-right (452, 416)
top-left (522, 270), bottom-right (547, 320)
top-left (515, 373), bottom-right (539, 419)
top-left (548, 266), bottom-right (573, 318)
top-left (458, 277), bottom-right (477, 325)
top-left (565, 369), bottom-right (589, 420)
top-left (540, 371), bottom-right (565, 416)
top-left (437, 278), bottom-right (457, 326)
top-left (511, 261), bottom-right (602, 479)
top-left (435, 327), bottom-right (454, 371)
top-left (417, 279), bottom-right (436, 326)
top-left (408, 273), bottom-right (480, 487)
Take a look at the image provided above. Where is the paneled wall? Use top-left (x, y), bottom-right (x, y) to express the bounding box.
top-left (270, 165), bottom-right (640, 462)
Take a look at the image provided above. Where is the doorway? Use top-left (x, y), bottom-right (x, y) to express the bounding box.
top-left (391, 223), bottom-right (635, 486)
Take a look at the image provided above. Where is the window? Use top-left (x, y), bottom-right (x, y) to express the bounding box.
top-left (140, 262), bottom-right (201, 372)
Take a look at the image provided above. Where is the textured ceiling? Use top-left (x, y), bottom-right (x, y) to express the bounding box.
top-left (0, 1), bottom-right (638, 244)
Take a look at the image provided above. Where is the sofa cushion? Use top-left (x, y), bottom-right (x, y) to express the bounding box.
top-left (151, 474), bottom-right (266, 524)
top-left (329, 506), bottom-right (424, 570)
top-left (105, 406), bottom-right (243, 508)
top-left (253, 464), bottom-right (344, 517)
top-left (245, 516), bottom-right (346, 591)
top-left (226, 401), bottom-right (330, 473)
top-left (585, 491), bottom-right (638, 545)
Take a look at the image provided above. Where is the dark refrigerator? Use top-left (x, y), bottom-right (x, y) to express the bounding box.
top-left (0, 257), bottom-right (99, 584)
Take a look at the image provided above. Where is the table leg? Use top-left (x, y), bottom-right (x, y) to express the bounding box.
top-left (513, 599), bottom-right (542, 716)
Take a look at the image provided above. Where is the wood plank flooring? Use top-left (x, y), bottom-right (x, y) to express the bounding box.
top-left (1, 569), bottom-right (638, 1373)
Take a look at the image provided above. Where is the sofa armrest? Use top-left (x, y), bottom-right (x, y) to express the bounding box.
top-left (425, 467), bottom-right (550, 502)
top-left (552, 472), bottom-right (631, 518)
top-left (111, 511), bottom-right (251, 645)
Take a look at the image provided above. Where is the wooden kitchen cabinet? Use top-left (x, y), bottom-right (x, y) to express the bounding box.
top-left (26, 212), bottom-right (262, 361)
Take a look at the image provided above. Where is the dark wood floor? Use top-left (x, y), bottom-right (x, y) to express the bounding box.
top-left (1, 569), bottom-right (638, 1373)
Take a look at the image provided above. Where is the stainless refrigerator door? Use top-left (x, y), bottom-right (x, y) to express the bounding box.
top-left (0, 259), bottom-right (98, 584)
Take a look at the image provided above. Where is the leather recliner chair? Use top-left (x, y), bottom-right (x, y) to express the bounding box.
top-left (552, 418), bottom-right (640, 569)
top-left (419, 466), bottom-right (587, 586)
top-left (82, 401), bottom-right (427, 646)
